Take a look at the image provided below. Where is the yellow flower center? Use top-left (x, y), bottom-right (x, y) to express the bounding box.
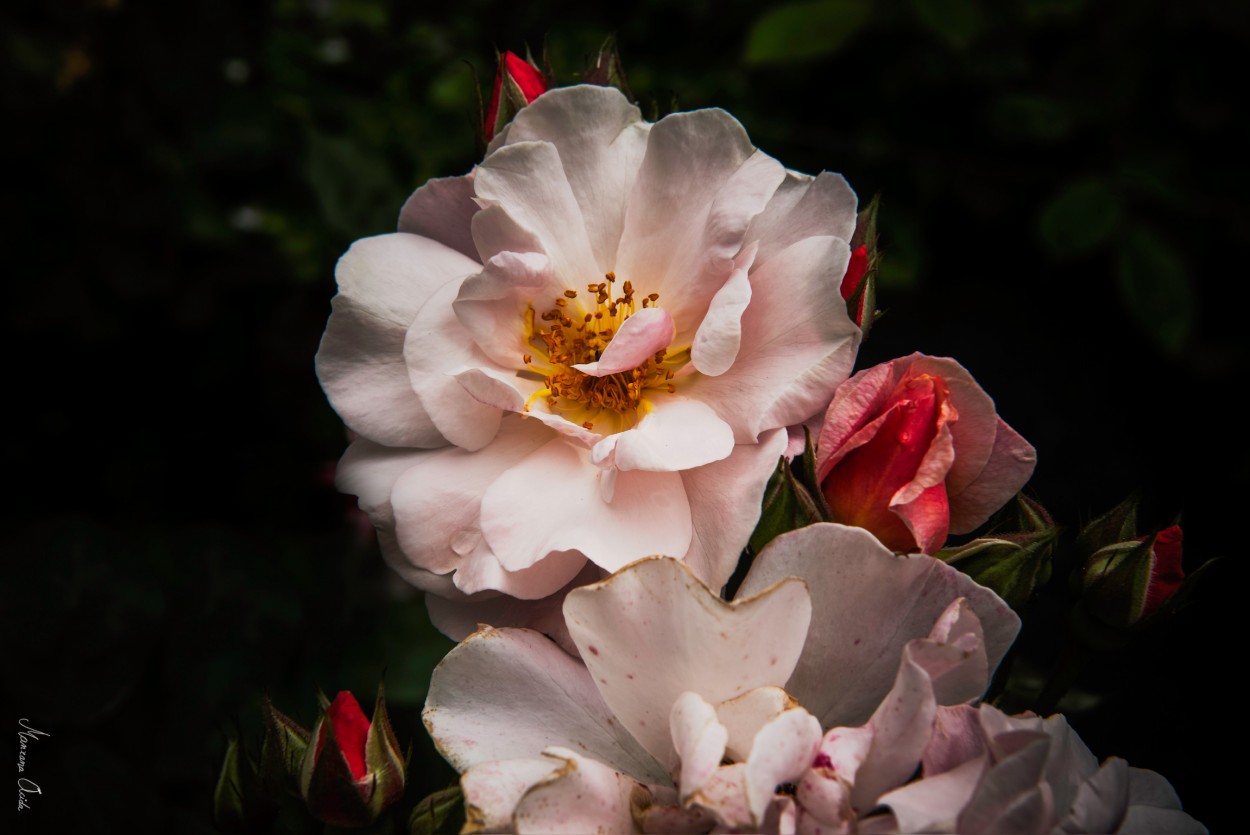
top-left (520, 272), bottom-right (685, 433)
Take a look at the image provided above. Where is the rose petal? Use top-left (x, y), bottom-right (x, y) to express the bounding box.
top-left (593, 395), bottom-right (735, 473)
top-left (956, 736), bottom-right (1055, 835)
top-left (744, 708), bottom-right (823, 822)
top-left (670, 692), bottom-right (729, 802)
top-left (923, 704), bottom-right (987, 776)
top-left (879, 756), bottom-right (987, 834)
top-left (737, 524), bottom-right (1019, 729)
top-left (461, 758), bottom-right (560, 834)
top-left (689, 763), bottom-right (753, 831)
top-left (397, 172), bottom-right (480, 261)
top-left (563, 557), bottom-right (811, 770)
top-left (316, 233), bottom-right (479, 448)
top-left (715, 686), bottom-right (796, 763)
top-left (947, 417), bottom-right (1037, 533)
top-left (481, 438), bottom-right (692, 573)
top-left (682, 236), bottom-right (860, 443)
top-left (745, 170), bottom-right (858, 270)
top-left (514, 747), bottom-right (649, 835)
top-left (423, 626), bottom-right (666, 784)
top-left (691, 253), bottom-right (753, 377)
top-left (452, 250), bottom-right (559, 369)
top-left (572, 307), bottom-right (675, 376)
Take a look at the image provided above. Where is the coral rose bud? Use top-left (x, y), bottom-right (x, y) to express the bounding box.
top-left (817, 354), bottom-right (1036, 554)
top-left (484, 50), bottom-right (549, 141)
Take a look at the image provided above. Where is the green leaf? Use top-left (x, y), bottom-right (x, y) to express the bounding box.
top-left (1115, 228), bottom-right (1195, 355)
top-left (1036, 176), bottom-right (1122, 258)
top-left (744, 0), bottom-right (873, 65)
top-left (409, 786), bottom-right (464, 835)
top-left (911, 0), bottom-right (984, 49)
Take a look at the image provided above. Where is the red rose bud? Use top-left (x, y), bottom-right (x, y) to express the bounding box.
top-left (299, 687), bottom-right (406, 827)
top-left (1080, 525), bottom-right (1186, 628)
top-left (817, 354), bottom-right (1036, 554)
top-left (484, 51), bottom-right (549, 141)
top-left (840, 244), bottom-right (870, 324)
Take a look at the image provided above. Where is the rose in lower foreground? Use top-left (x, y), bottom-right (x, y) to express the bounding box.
top-left (317, 85), bottom-right (861, 640)
top-left (817, 353), bottom-right (1036, 554)
top-left (422, 524), bottom-right (1200, 833)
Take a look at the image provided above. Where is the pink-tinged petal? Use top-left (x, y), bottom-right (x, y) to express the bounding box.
top-left (594, 396), bottom-right (735, 473)
top-left (689, 764), bottom-right (753, 831)
top-left (956, 736), bottom-right (1055, 835)
top-left (572, 307), bottom-right (675, 376)
top-left (450, 541), bottom-right (587, 600)
top-left (453, 366), bottom-right (534, 414)
top-left (474, 140), bottom-right (599, 286)
top-left (423, 627), bottom-right (666, 784)
top-left (815, 725), bottom-right (874, 786)
top-left (918, 599), bottom-right (990, 706)
top-left (682, 236), bottom-right (860, 443)
top-left (923, 705), bottom-right (987, 776)
top-left (397, 173), bottom-right (480, 261)
top-left (404, 278), bottom-right (509, 451)
top-left (744, 709), bottom-right (823, 823)
top-left (745, 170), bottom-right (858, 270)
top-left (461, 758), bottom-right (560, 834)
top-left (1056, 756), bottom-right (1130, 835)
top-left (878, 755), bottom-right (986, 834)
top-left (513, 747), bottom-right (648, 835)
top-left (670, 692), bottom-right (729, 802)
top-left (564, 557), bottom-right (812, 770)
top-left (452, 250), bottom-right (558, 369)
top-left (892, 482), bottom-right (951, 555)
top-left (316, 233), bottom-right (479, 448)
top-left (851, 648), bottom-right (938, 811)
top-left (519, 409), bottom-right (603, 449)
top-left (737, 524), bottom-right (1019, 729)
top-left (637, 801), bottom-right (717, 834)
top-left (425, 562), bottom-right (604, 656)
top-left (795, 766), bottom-right (851, 827)
top-left (502, 86), bottom-right (651, 273)
top-left (1120, 768), bottom-right (1206, 834)
top-left (947, 416), bottom-right (1038, 533)
top-left (470, 203), bottom-right (545, 265)
top-left (762, 795), bottom-right (799, 835)
top-left (481, 438), bottom-right (692, 573)
top-left (716, 686), bottom-right (796, 763)
top-left (691, 257), bottom-right (753, 377)
top-left (681, 428), bottom-right (789, 593)
top-left (902, 355), bottom-right (1000, 499)
top-left (617, 110), bottom-right (783, 336)
top-left (977, 708), bottom-right (1101, 817)
top-left (391, 415), bottom-right (550, 577)
top-left (334, 438), bottom-right (425, 531)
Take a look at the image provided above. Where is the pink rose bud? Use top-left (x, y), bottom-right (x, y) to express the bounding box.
top-left (484, 50), bottom-right (549, 141)
top-left (817, 353), bottom-right (1037, 554)
top-left (299, 688), bottom-right (406, 826)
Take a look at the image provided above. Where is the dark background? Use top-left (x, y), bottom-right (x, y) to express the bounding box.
top-left (3, 0), bottom-right (1244, 832)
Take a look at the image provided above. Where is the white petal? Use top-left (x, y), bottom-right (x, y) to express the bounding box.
top-left (572, 307), bottom-right (675, 376)
top-left (404, 277), bottom-right (509, 451)
top-left (957, 735), bottom-right (1055, 835)
top-left (716, 686), bottom-right (796, 763)
top-left (745, 708), bottom-right (823, 823)
top-left (682, 236), bottom-right (860, 443)
top-left (474, 140), bottom-right (599, 286)
top-left (670, 692), bottom-right (729, 802)
top-left (737, 524), bottom-right (1020, 729)
top-left (461, 758), bottom-right (560, 834)
top-left (334, 437), bottom-right (426, 529)
top-left (594, 395), bottom-right (735, 472)
top-left (397, 172), bottom-right (480, 261)
top-left (746, 170), bottom-right (858, 270)
top-left (316, 233), bottom-right (479, 448)
top-left (502, 85), bottom-right (651, 273)
top-left (563, 557), bottom-right (811, 770)
top-left (481, 438), bottom-right (692, 573)
top-left (391, 415), bottom-right (550, 577)
top-left (879, 755), bottom-right (986, 834)
top-left (453, 250), bottom-right (559, 369)
top-left (689, 763), bottom-right (753, 831)
top-left (691, 256), bottom-right (753, 377)
top-left (423, 626), bottom-right (666, 783)
top-left (513, 747), bottom-right (649, 835)
top-left (681, 428), bottom-right (789, 592)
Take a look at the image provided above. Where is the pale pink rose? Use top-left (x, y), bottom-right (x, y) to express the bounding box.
top-left (817, 353), bottom-right (1037, 554)
top-left (316, 85), bottom-right (861, 638)
top-left (422, 524), bottom-right (1020, 833)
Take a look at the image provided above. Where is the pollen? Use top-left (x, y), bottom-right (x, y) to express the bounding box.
top-left (518, 274), bottom-right (683, 429)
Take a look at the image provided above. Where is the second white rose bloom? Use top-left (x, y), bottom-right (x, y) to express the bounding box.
top-left (316, 85), bottom-right (861, 636)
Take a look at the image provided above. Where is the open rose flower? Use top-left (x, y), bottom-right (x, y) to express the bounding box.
top-left (817, 353), bottom-right (1037, 554)
top-left (424, 523), bottom-right (1200, 833)
top-left (316, 85), bottom-right (860, 638)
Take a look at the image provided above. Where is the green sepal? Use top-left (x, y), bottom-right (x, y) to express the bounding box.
top-left (260, 697), bottom-right (310, 792)
top-left (364, 681), bottom-right (407, 817)
top-left (1079, 535), bottom-right (1156, 629)
top-left (1074, 492), bottom-right (1140, 564)
top-left (582, 35), bottom-right (634, 101)
top-left (748, 431), bottom-right (830, 555)
top-left (847, 193), bottom-right (882, 339)
top-left (938, 494), bottom-right (1058, 612)
top-left (214, 735), bottom-right (275, 834)
top-left (409, 785), bottom-right (465, 835)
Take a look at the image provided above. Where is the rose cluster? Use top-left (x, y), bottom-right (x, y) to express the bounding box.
top-left (315, 64), bottom-right (1204, 834)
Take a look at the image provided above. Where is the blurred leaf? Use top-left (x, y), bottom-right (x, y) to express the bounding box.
top-left (1024, 0), bottom-right (1089, 22)
top-left (305, 133), bottom-right (404, 239)
top-left (986, 95), bottom-right (1074, 142)
top-left (744, 0), bottom-right (873, 65)
top-left (911, 0), bottom-right (984, 49)
top-left (1115, 228), bottom-right (1195, 355)
top-left (1036, 177), bottom-right (1122, 258)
